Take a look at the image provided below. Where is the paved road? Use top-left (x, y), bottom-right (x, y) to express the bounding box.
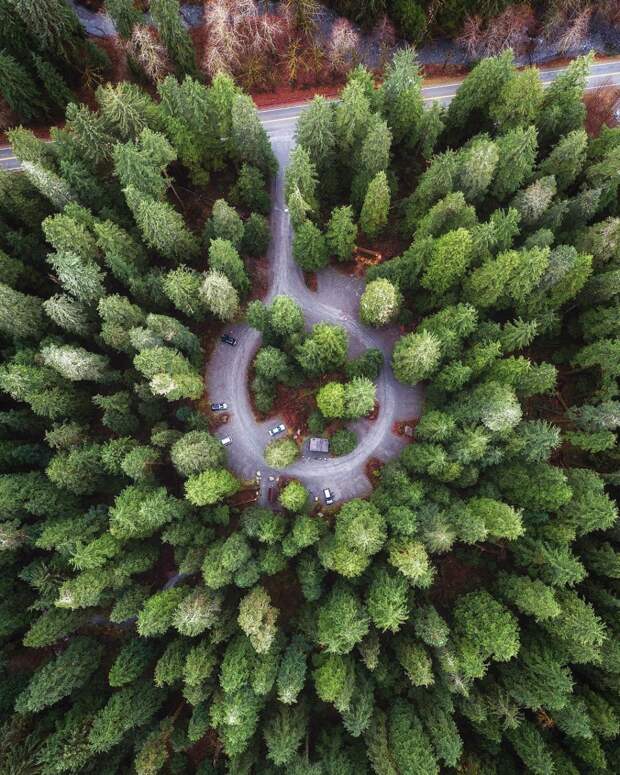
top-left (207, 126), bottom-right (423, 506)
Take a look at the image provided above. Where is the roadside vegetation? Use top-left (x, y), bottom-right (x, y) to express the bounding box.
top-left (1, 37), bottom-right (620, 775)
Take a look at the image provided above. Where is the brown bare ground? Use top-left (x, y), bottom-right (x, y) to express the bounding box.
top-left (365, 457), bottom-right (383, 484)
top-left (304, 271), bottom-right (318, 291)
top-left (583, 83), bottom-right (620, 136)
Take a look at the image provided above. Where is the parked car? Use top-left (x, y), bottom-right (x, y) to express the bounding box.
top-left (323, 488), bottom-right (334, 505)
top-left (221, 436), bottom-right (232, 446)
top-left (221, 334), bottom-right (237, 346)
top-left (268, 423), bottom-right (286, 437)
top-left (211, 402), bottom-right (228, 411)
top-left (268, 487), bottom-right (276, 503)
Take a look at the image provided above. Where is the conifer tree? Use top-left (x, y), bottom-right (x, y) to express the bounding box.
top-left (22, 161), bottom-right (74, 209)
top-left (335, 80), bottom-right (371, 156)
top-left (285, 146), bottom-right (318, 213)
top-left (0, 284), bottom-right (46, 340)
top-left (491, 126), bottom-right (538, 202)
top-left (295, 94), bottom-right (336, 173)
top-left (292, 221), bottom-right (329, 272)
top-left (360, 171), bottom-right (390, 239)
top-left (380, 47), bottom-right (423, 147)
top-left (392, 331), bottom-right (442, 385)
top-left (536, 52), bottom-right (592, 147)
top-left (200, 270), bottom-right (240, 321)
top-left (150, 0), bottom-right (196, 76)
top-left (231, 93), bottom-right (276, 174)
top-left (490, 67), bottom-right (544, 129)
top-left (204, 199), bottom-right (245, 249)
top-left (0, 50), bottom-right (46, 121)
top-left (326, 205), bottom-right (357, 262)
top-left (124, 185), bottom-right (199, 262)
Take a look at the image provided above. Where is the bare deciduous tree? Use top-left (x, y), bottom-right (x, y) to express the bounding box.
top-left (599, 0), bottom-right (620, 25)
top-left (373, 15), bottom-right (396, 71)
top-left (328, 18), bottom-right (360, 77)
top-left (203, 0), bottom-right (242, 76)
top-left (283, 0), bottom-right (319, 38)
top-left (458, 4), bottom-right (535, 59)
top-left (555, 6), bottom-right (593, 54)
top-left (202, 0), bottom-right (288, 78)
top-left (127, 24), bottom-right (171, 83)
top-left (583, 81), bottom-right (620, 136)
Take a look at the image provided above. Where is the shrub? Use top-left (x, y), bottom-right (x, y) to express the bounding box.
top-left (241, 213), bottom-right (270, 256)
top-left (330, 429), bottom-right (358, 456)
top-left (390, 0), bottom-right (427, 43)
top-left (264, 438), bottom-right (299, 469)
top-left (279, 480), bottom-right (309, 511)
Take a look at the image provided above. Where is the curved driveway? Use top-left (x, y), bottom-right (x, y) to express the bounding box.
top-left (206, 124), bottom-right (423, 505)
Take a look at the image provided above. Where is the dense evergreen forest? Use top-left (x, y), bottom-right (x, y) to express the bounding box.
top-left (2, 31), bottom-right (620, 775)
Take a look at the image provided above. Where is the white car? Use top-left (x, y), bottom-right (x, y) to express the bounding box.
top-left (211, 402), bottom-right (228, 411)
top-left (323, 488), bottom-right (334, 505)
top-left (221, 436), bottom-right (232, 446)
top-left (268, 423), bottom-right (286, 437)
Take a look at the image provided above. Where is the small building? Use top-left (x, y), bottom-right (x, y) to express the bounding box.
top-left (309, 437), bottom-right (329, 454)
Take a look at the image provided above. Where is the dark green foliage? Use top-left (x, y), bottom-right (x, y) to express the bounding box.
top-left (389, 0), bottom-right (426, 42)
top-left (0, 50), bottom-right (46, 121)
top-left (1, 46), bottom-right (619, 775)
top-left (330, 429), bottom-right (358, 456)
top-left (150, 0), bottom-right (197, 76)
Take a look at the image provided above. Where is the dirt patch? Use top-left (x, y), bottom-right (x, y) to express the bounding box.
top-left (263, 567), bottom-right (304, 623)
top-left (227, 487), bottom-right (260, 506)
top-left (252, 82), bottom-right (343, 109)
top-left (583, 83), bottom-right (620, 136)
top-left (136, 542), bottom-right (179, 590)
top-left (304, 271), bottom-right (318, 291)
top-left (430, 553), bottom-right (487, 607)
top-left (393, 418), bottom-right (419, 437)
top-left (90, 34), bottom-right (131, 86)
top-left (0, 122), bottom-right (58, 145)
top-left (188, 729), bottom-right (224, 771)
top-left (174, 165), bottom-right (237, 233)
top-left (367, 400), bottom-right (379, 421)
top-left (421, 63), bottom-right (469, 81)
top-left (79, 0), bottom-right (105, 10)
top-left (197, 318), bottom-right (227, 372)
top-left (333, 259), bottom-right (358, 276)
top-left (365, 457), bottom-right (383, 485)
top-left (357, 227), bottom-right (408, 265)
top-left (7, 647), bottom-right (50, 673)
top-left (247, 256), bottom-right (270, 301)
top-left (276, 383), bottom-right (317, 432)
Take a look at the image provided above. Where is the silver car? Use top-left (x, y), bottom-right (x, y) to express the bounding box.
top-left (221, 436), bottom-right (232, 446)
top-left (268, 423), bottom-right (286, 437)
